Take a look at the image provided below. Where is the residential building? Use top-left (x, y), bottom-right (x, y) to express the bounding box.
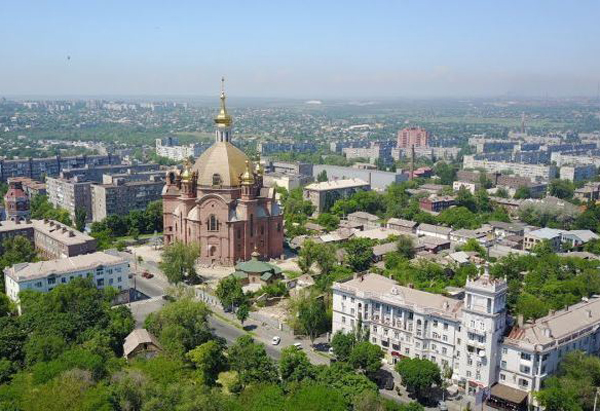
top-left (488, 221), bottom-right (527, 240)
top-left (155, 137), bottom-right (210, 161)
top-left (523, 228), bottom-right (563, 252)
top-left (264, 160), bottom-right (313, 177)
top-left (453, 181), bottom-right (480, 194)
top-left (397, 127), bottom-right (430, 148)
top-left (332, 270), bottom-right (508, 400)
top-left (90, 176), bottom-right (164, 222)
top-left (392, 146), bottom-right (460, 161)
top-left (495, 297), bottom-right (600, 408)
top-left (262, 172), bottom-right (313, 191)
top-left (574, 182), bottom-right (600, 202)
top-left (258, 141), bottom-right (318, 155)
top-left (559, 164), bottom-right (596, 182)
top-left (312, 164), bottom-right (408, 191)
top-left (6, 177), bottom-right (46, 197)
top-left (3, 250), bottom-right (129, 302)
top-left (46, 176), bottom-right (92, 223)
top-left (59, 163), bottom-right (160, 182)
top-left (123, 329), bottom-right (162, 360)
top-left (450, 228), bottom-right (490, 246)
top-left (230, 250), bottom-right (284, 291)
top-left (347, 211), bottom-right (380, 230)
top-left (303, 178), bottom-right (370, 214)
top-left (386, 218), bottom-right (418, 233)
top-left (462, 156), bottom-right (558, 181)
top-left (0, 219), bottom-right (96, 259)
top-left (419, 195), bottom-right (456, 213)
top-left (0, 154), bottom-right (121, 182)
top-left (416, 223), bottom-right (453, 240)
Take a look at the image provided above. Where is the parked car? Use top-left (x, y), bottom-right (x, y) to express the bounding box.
top-left (293, 342), bottom-right (302, 349)
top-left (438, 401), bottom-right (448, 411)
top-left (384, 378), bottom-right (395, 391)
top-left (328, 347), bottom-right (335, 355)
top-left (272, 336), bottom-right (281, 345)
top-left (142, 271), bottom-right (154, 279)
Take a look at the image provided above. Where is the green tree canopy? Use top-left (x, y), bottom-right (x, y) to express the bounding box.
top-left (395, 357), bottom-right (441, 400)
top-left (159, 241), bottom-right (200, 284)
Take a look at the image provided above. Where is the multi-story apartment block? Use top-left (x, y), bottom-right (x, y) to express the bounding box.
top-left (453, 181), bottom-right (480, 194)
top-left (90, 177), bottom-right (164, 221)
top-left (0, 219), bottom-right (96, 259)
top-left (419, 195), bottom-right (456, 212)
top-left (574, 182), bottom-right (600, 202)
top-left (59, 163), bottom-right (160, 183)
top-left (303, 178), bottom-right (370, 213)
top-left (0, 155), bottom-right (120, 182)
top-left (332, 270), bottom-right (508, 400)
top-left (392, 146), bottom-right (460, 161)
top-left (330, 140), bottom-right (371, 154)
top-left (312, 165), bottom-right (408, 191)
top-left (397, 127), bottom-right (430, 148)
top-left (3, 250), bottom-right (130, 303)
top-left (258, 141), bottom-right (318, 155)
top-left (6, 177), bottom-right (46, 197)
top-left (462, 156), bottom-right (557, 181)
top-left (264, 160), bottom-right (313, 177)
top-left (155, 137), bottom-right (209, 161)
top-left (475, 141), bottom-right (518, 154)
top-left (46, 176), bottom-right (92, 223)
top-left (559, 164), bottom-right (597, 182)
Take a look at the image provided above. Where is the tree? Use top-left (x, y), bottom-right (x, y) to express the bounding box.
top-left (438, 206), bottom-right (479, 229)
top-left (344, 238), bottom-right (375, 272)
top-left (549, 179), bottom-right (575, 200)
top-left (296, 297), bottom-right (329, 346)
top-left (317, 170), bottom-right (328, 182)
top-left (459, 238), bottom-right (486, 257)
top-left (236, 302), bottom-right (250, 326)
top-left (514, 186), bottom-right (532, 199)
top-left (298, 239), bottom-right (319, 273)
top-left (396, 235), bottom-right (416, 260)
top-left (75, 207), bottom-right (87, 232)
top-left (216, 276), bottom-right (247, 311)
top-left (330, 331), bottom-right (357, 362)
top-left (228, 335), bottom-right (279, 386)
top-left (159, 241), bottom-right (200, 284)
top-left (0, 293), bottom-right (11, 317)
top-left (536, 378), bottom-right (582, 411)
top-left (314, 243), bottom-right (336, 275)
top-left (316, 213), bottom-right (339, 231)
top-left (0, 235), bottom-right (38, 292)
top-left (348, 341), bottom-right (383, 374)
top-left (279, 346), bottom-right (316, 385)
top-left (145, 298), bottom-right (213, 356)
top-left (495, 187), bottom-right (509, 198)
top-left (433, 162), bottom-right (457, 185)
top-left (187, 340), bottom-right (228, 386)
top-left (395, 357), bottom-right (441, 400)
top-left (285, 383), bottom-right (347, 411)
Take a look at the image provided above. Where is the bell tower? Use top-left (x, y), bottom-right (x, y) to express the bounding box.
top-left (214, 77), bottom-right (233, 143)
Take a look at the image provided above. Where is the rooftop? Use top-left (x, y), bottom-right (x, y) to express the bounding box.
top-left (123, 329), bottom-right (161, 358)
top-left (347, 211), bottom-right (379, 221)
top-left (304, 178), bottom-right (369, 191)
top-left (4, 251), bottom-right (127, 282)
top-left (418, 223), bottom-right (453, 235)
top-left (334, 273), bottom-right (463, 319)
top-left (0, 219), bottom-right (95, 246)
top-left (387, 218), bottom-right (418, 228)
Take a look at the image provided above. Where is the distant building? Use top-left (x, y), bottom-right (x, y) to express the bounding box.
top-left (303, 178), bottom-right (370, 214)
top-left (0, 219), bottom-right (96, 259)
top-left (559, 164), bottom-right (596, 182)
top-left (155, 137), bottom-right (209, 161)
top-left (397, 127), bottom-right (429, 148)
top-left (419, 195), bottom-right (456, 213)
top-left (230, 250), bottom-right (284, 290)
top-left (6, 177), bottom-right (46, 197)
top-left (347, 211), bottom-right (380, 230)
top-left (59, 163), bottom-right (160, 182)
top-left (90, 175), bottom-right (164, 222)
top-left (264, 160), bottom-right (313, 177)
top-left (46, 176), bottom-right (92, 223)
top-left (262, 172), bottom-right (313, 191)
top-left (574, 182), bottom-right (600, 202)
top-left (386, 218), bottom-right (418, 233)
top-left (416, 223), bottom-right (453, 240)
top-left (453, 181), bottom-right (480, 194)
top-left (258, 141), bottom-right (317, 155)
top-left (312, 164), bottom-right (408, 191)
top-left (3, 250), bottom-right (129, 303)
top-left (462, 156), bottom-right (558, 181)
top-left (0, 155), bottom-right (121, 183)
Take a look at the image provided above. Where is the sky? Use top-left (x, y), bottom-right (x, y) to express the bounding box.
top-left (1, 0), bottom-right (599, 98)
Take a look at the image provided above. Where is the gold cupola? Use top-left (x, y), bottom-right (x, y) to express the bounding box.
top-left (255, 161), bottom-right (264, 175)
top-left (180, 158), bottom-right (193, 182)
top-left (241, 160), bottom-right (255, 185)
top-left (214, 77), bottom-right (232, 128)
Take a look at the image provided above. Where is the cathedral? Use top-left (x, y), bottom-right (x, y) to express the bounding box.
top-left (162, 80), bottom-right (284, 266)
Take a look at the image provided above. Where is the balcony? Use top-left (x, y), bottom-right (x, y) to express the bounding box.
top-left (467, 326), bottom-right (487, 336)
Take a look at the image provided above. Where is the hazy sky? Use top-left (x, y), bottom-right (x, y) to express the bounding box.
top-left (1, 0), bottom-right (599, 98)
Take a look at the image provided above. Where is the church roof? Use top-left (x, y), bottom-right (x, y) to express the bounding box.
top-left (192, 141), bottom-right (251, 187)
top-left (235, 258), bottom-right (282, 274)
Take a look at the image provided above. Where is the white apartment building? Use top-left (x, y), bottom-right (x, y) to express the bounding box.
top-left (333, 271), bottom-right (508, 405)
top-left (3, 251), bottom-right (130, 303)
top-left (453, 181), bottom-right (480, 194)
top-left (497, 297), bottom-right (600, 408)
top-left (462, 156), bottom-right (557, 181)
top-left (155, 137), bottom-right (208, 161)
top-left (559, 164), bottom-right (596, 182)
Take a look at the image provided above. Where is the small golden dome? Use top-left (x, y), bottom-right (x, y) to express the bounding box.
top-left (255, 161), bottom-right (264, 175)
top-left (180, 159), bottom-right (193, 182)
top-left (241, 160), bottom-right (255, 185)
top-left (214, 77), bottom-right (232, 128)
top-left (251, 246), bottom-right (261, 260)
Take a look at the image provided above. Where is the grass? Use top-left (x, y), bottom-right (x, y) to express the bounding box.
top-left (115, 232), bottom-right (162, 241)
top-left (211, 310), bottom-right (256, 336)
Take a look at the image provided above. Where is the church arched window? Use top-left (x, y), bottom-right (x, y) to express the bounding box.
top-left (208, 215), bottom-right (219, 231)
top-left (212, 174), bottom-right (222, 186)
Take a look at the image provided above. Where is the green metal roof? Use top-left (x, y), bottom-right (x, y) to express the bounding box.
top-left (235, 259), bottom-right (278, 274)
top-left (231, 271), bottom-right (248, 279)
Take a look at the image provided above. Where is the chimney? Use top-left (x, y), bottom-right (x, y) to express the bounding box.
top-left (586, 309), bottom-right (593, 319)
top-left (517, 314), bottom-right (524, 328)
top-left (69, 230), bottom-right (75, 237)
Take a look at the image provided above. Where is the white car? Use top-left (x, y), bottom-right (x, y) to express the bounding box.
top-left (293, 342), bottom-right (302, 349)
top-left (272, 336), bottom-right (281, 345)
top-left (328, 347), bottom-right (335, 355)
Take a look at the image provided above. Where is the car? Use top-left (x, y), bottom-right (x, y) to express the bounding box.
top-left (142, 271), bottom-right (154, 279)
top-left (293, 342), bottom-right (302, 349)
top-left (384, 378), bottom-right (395, 391)
top-left (328, 347), bottom-right (335, 355)
top-left (272, 336), bottom-right (281, 345)
top-left (438, 401), bottom-right (448, 411)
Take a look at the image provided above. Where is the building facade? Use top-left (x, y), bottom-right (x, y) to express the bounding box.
top-left (156, 137), bottom-right (210, 161)
top-left (46, 176), bottom-right (92, 223)
top-left (303, 178), bottom-right (371, 214)
top-left (559, 164), bottom-right (596, 182)
top-left (4, 250), bottom-right (129, 302)
top-left (162, 81), bottom-right (284, 266)
top-left (397, 127), bottom-right (430, 148)
top-left (3, 180), bottom-right (30, 222)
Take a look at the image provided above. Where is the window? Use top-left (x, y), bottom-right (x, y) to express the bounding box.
top-left (501, 361), bottom-right (507, 368)
top-left (35, 282), bottom-right (42, 288)
top-left (433, 320), bottom-right (438, 327)
top-left (277, 222), bottom-right (281, 232)
top-left (97, 279), bottom-right (104, 286)
top-left (520, 352), bottom-right (532, 361)
top-left (61, 278), bottom-right (66, 283)
top-left (341, 316), bottom-right (346, 324)
top-left (520, 365), bottom-right (531, 374)
top-left (500, 374), bottom-right (506, 381)
top-left (47, 277), bottom-right (56, 285)
top-left (442, 335), bottom-right (448, 342)
top-left (117, 277), bottom-right (122, 283)
top-left (212, 174), bottom-right (222, 186)
top-left (502, 347), bottom-right (508, 354)
top-left (432, 344), bottom-right (437, 350)
top-left (250, 214), bottom-right (254, 236)
top-left (109, 278), bottom-right (114, 285)
top-left (405, 348), bottom-right (410, 354)
top-left (442, 347), bottom-right (447, 354)
top-left (519, 379), bottom-right (529, 388)
top-left (208, 215), bottom-right (219, 231)
top-left (444, 323), bottom-right (448, 330)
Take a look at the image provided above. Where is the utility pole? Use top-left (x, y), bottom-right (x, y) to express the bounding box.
top-left (593, 386), bottom-right (599, 411)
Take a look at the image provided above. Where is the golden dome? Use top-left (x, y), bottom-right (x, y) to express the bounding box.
top-left (192, 141), bottom-right (251, 187)
top-left (241, 160), bottom-right (255, 185)
top-left (255, 161), bottom-right (264, 175)
top-left (214, 77), bottom-right (232, 128)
